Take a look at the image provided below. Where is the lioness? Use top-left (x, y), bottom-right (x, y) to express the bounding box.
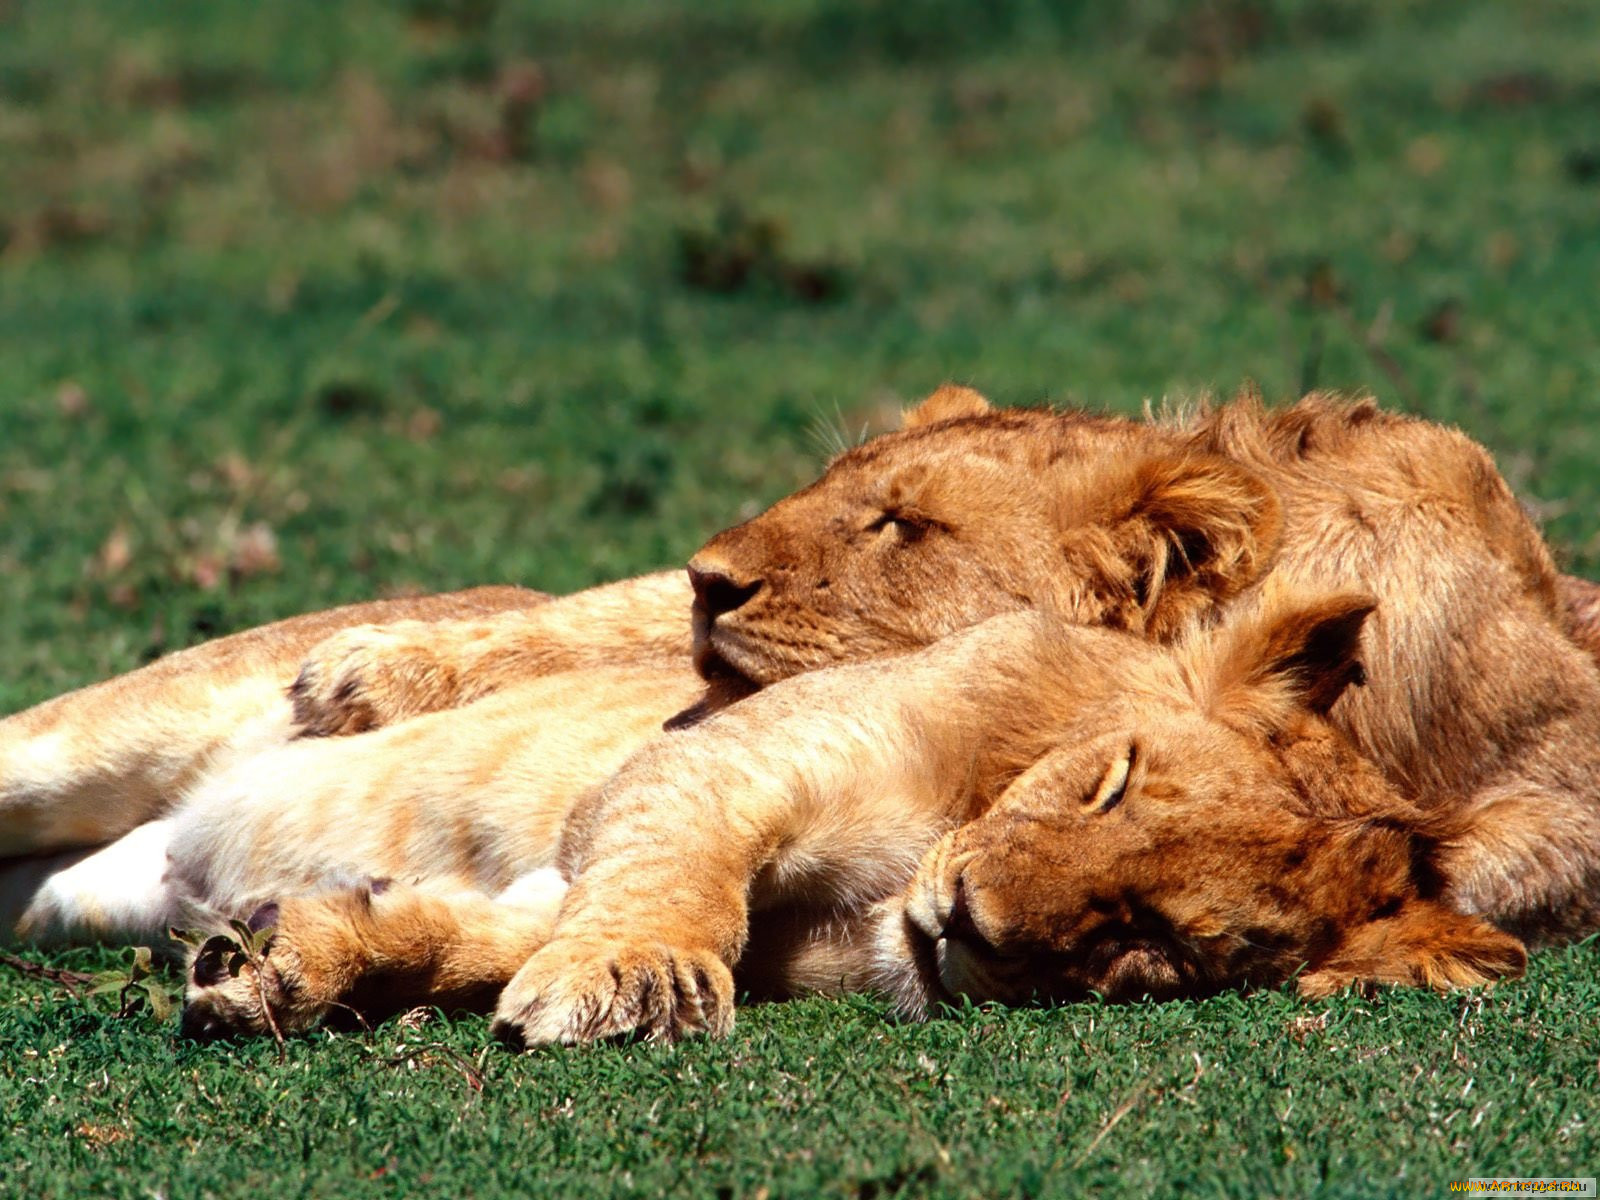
top-left (177, 586), bottom-right (1523, 1041)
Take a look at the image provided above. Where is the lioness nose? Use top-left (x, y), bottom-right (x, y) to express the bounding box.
top-left (942, 872), bottom-right (991, 949)
top-left (687, 562), bottom-right (762, 619)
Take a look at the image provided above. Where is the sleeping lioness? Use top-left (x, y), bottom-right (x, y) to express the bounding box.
top-left (0, 388), bottom-right (1596, 1041)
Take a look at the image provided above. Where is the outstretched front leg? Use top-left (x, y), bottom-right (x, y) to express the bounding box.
top-left (0, 587), bottom-right (543, 858)
top-left (290, 572), bottom-right (695, 736)
top-left (181, 871), bottom-right (567, 1039)
top-left (489, 618), bottom-right (1031, 1048)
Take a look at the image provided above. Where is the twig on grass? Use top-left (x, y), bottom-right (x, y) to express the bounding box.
top-left (1073, 1076), bottom-right (1154, 1167)
top-left (0, 951), bottom-right (96, 995)
top-left (375, 1040), bottom-right (488, 1093)
top-left (231, 919), bottom-right (289, 1065)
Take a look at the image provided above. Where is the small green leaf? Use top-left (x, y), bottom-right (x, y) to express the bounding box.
top-left (145, 985), bottom-right (175, 1022)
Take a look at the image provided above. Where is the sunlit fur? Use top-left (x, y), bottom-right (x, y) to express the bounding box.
top-left (886, 586), bottom-right (1527, 1012)
top-left (0, 587), bottom-right (544, 860)
top-left (172, 665), bottom-right (702, 1036)
top-left (181, 592), bottom-right (1532, 1043)
top-left (0, 575), bottom-right (690, 940)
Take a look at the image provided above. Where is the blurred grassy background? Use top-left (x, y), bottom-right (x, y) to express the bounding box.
top-left (1, 0), bottom-right (1598, 1195)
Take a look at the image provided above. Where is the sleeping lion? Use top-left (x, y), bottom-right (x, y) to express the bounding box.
top-left (0, 388), bottom-right (1596, 1042)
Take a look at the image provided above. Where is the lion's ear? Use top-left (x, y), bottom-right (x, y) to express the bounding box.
top-left (1114, 453), bottom-right (1282, 636)
top-left (1297, 901), bottom-right (1526, 998)
top-left (1218, 589), bottom-right (1377, 718)
top-left (901, 384), bottom-right (992, 429)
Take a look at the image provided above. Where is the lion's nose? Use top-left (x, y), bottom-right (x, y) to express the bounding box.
top-left (687, 562), bottom-right (762, 619)
top-left (941, 872), bottom-right (991, 950)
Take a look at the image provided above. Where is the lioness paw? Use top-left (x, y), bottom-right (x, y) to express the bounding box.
top-left (290, 623), bottom-right (457, 736)
top-left (491, 939), bottom-right (734, 1048)
top-left (179, 902), bottom-right (322, 1040)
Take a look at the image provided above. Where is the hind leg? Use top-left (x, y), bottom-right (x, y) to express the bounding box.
top-left (180, 870), bottom-right (568, 1039)
top-left (5, 819), bottom-right (180, 945)
top-left (0, 676), bottom-right (293, 859)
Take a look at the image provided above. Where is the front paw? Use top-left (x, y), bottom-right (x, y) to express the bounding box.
top-left (289, 622), bottom-right (456, 736)
top-left (179, 903), bottom-right (323, 1040)
top-left (491, 938), bottom-right (735, 1048)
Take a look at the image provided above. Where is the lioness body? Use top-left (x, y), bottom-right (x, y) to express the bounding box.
top-left (685, 393), bottom-right (1600, 944)
top-left (479, 394), bottom-right (1600, 1044)
top-left (1200, 401), bottom-right (1600, 940)
top-left (0, 585), bottom-right (547, 858)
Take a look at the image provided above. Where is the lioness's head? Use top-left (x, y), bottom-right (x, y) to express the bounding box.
top-left (882, 589), bottom-right (1524, 1011)
top-left (689, 386), bottom-right (1283, 686)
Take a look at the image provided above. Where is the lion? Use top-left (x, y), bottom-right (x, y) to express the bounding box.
top-left (0, 387), bottom-right (1596, 1041)
top-left (178, 586), bottom-right (1525, 1041)
top-left (8, 387), bottom-right (1597, 890)
top-left (676, 389), bottom-right (1600, 946)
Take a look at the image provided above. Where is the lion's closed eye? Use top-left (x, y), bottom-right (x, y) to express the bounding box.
top-left (866, 510), bottom-right (934, 540)
top-left (1083, 744), bottom-right (1136, 814)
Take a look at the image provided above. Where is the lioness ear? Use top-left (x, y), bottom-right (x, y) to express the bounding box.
top-left (1239, 590), bottom-right (1377, 715)
top-left (1297, 901), bottom-right (1526, 998)
top-left (1113, 453), bottom-right (1282, 636)
top-left (901, 384), bottom-right (992, 429)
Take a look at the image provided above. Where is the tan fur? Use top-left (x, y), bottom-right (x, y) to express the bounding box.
top-left (683, 390), bottom-right (1600, 945)
top-left (181, 881), bottom-right (565, 1039)
top-left (482, 388), bottom-right (1594, 1042)
top-left (0, 575), bottom-right (692, 943)
top-left (162, 664), bottom-right (704, 1035)
top-left (900, 383), bottom-right (993, 428)
top-left (288, 572), bottom-right (693, 735)
top-left (1558, 574), bottom-right (1600, 663)
top-left (184, 593), bottom-right (1527, 1042)
top-left (0, 587), bottom-right (543, 857)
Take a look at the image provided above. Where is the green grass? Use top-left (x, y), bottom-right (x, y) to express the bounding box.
top-left (2, 0), bottom-right (1598, 1194)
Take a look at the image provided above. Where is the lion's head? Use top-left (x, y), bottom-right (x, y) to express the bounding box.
top-left (878, 588), bottom-right (1525, 1011)
top-left (689, 386), bottom-right (1283, 687)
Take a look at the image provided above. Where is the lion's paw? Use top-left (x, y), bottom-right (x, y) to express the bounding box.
top-left (289, 622), bottom-right (456, 736)
top-left (179, 903), bottom-right (325, 1040)
top-left (491, 938), bottom-right (735, 1048)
